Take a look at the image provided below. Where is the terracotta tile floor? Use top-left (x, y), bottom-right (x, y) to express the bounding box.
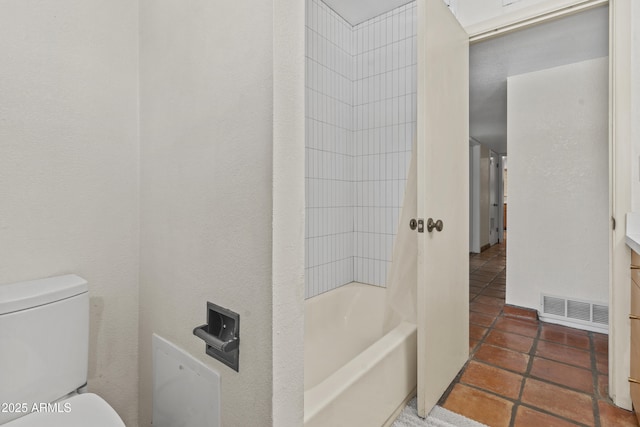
top-left (439, 241), bottom-right (639, 427)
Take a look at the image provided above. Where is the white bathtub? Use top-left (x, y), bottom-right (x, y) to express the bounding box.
top-left (304, 282), bottom-right (417, 427)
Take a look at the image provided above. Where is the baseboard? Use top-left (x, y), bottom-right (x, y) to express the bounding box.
top-left (503, 304), bottom-right (538, 321)
top-left (480, 243), bottom-right (491, 252)
top-left (539, 315), bottom-right (609, 334)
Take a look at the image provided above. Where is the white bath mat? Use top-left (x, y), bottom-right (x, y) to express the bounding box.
top-left (392, 398), bottom-right (488, 427)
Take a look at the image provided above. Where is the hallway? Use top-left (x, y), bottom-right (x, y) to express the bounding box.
top-left (438, 242), bottom-right (638, 427)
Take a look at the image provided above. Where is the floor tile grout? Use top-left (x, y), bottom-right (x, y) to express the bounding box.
top-left (510, 319), bottom-right (541, 427)
top-left (590, 331), bottom-right (603, 427)
top-left (439, 241), bottom-right (638, 427)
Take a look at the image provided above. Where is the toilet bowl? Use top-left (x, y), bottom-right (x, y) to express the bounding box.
top-left (0, 275), bottom-right (125, 426)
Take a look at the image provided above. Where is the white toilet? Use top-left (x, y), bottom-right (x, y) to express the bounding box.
top-left (0, 275), bottom-right (125, 426)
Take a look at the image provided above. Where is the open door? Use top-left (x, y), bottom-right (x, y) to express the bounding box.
top-left (416, 0), bottom-right (469, 417)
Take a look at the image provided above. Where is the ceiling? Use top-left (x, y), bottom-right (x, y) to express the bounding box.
top-left (322, 0), bottom-right (413, 25)
top-left (470, 5), bottom-right (609, 154)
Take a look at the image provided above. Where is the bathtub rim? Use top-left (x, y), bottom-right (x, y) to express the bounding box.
top-left (303, 320), bottom-right (417, 423)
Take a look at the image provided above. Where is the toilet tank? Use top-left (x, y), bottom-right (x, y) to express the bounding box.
top-left (0, 275), bottom-right (89, 425)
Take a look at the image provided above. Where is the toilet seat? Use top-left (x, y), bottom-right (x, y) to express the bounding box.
top-left (4, 393), bottom-right (125, 427)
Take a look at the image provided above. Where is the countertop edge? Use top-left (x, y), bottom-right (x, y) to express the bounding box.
top-left (626, 235), bottom-right (640, 256)
top-left (626, 213), bottom-right (640, 255)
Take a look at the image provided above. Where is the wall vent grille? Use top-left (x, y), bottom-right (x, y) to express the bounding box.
top-left (592, 304), bottom-right (609, 325)
top-left (541, 294), bottom-right (608, 332)
top-left (567, 300), bottom-right (591, 322)
top-left (542, 296), bottom-right (565, 317)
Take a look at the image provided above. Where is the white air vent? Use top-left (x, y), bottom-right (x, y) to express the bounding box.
top-left (543, 295), bottom-right (565, 317)
top-left (567, 300), bottom-right (591, 322)
top-left (592, 304), bottom-right (609, 325)
top-left (541, 294), bottom-right (608, 333)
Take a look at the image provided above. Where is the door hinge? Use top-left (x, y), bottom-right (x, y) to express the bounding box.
top-left (612, 216), bottom-right (616, 230)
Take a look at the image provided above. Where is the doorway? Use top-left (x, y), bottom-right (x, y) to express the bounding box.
top-left (489, 150), bottom-right (499, 246)
top-left (274, 0), bottom-right (635, 423)
top-left (468, 4), bottom-right (610, 324)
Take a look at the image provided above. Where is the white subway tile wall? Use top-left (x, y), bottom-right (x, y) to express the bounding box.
top-left (352, 2), bottom-right (417, 288)
top-left (306, 0), bottom-right (355, 299)
top-left (305, 0), bottom-right (417, 298)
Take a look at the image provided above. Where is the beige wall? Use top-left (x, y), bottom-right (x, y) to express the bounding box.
top-left (506, 57), bottom-right (609, 309)
top-left (0, 1), bottom-right (140, 425)
top-left (0, 1), bottom-right (305, 425)
top-left (273, 0), bottom-right (306, 424)
top-left (138, 0), bottom-right (285, 425)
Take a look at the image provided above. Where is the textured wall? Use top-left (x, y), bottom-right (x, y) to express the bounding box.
top-left (273, 0), bottom-right (306, 423)
top-left (506, 57), bottom-right (609, 310)
top-left (138, 0), bottom-right (276, 425)
top-left (0, 1), bottom-right (140, 424)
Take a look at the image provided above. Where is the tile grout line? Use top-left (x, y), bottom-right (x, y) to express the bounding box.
top-left (590, 331), bottom-right (603, 427)
top-left (508, 315), bottom-right (542, 426)
top-left (464, 314), bottom-right (593, 425)
top-left (464, 245), bottom-right (625, 427)
top-left (496, 316), bottom-right (595, 426)
top-left (441, 256), bottom-right (504, 406)
top-left (467, 248), bottom-right (603, 427)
